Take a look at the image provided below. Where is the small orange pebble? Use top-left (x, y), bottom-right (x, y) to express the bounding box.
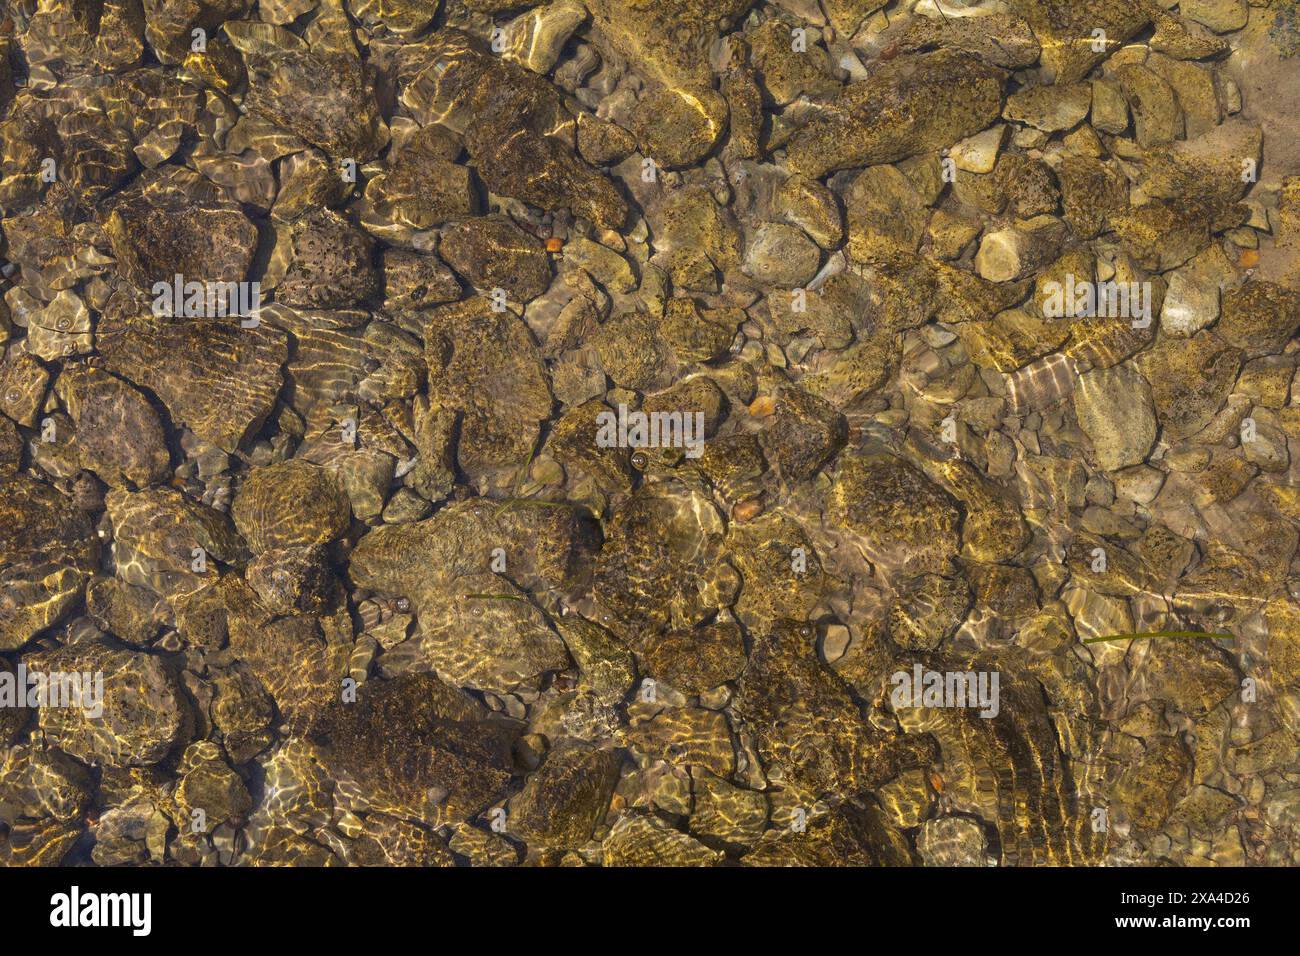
top-left (1238, 249), bottom-right (1260, 269)
top-left (748, 395), bottom-right (777, 417)
top-left (929, 771), bottom-right (944, 794)
top-left (732, 498), bottom-right (764, 523)
top-left (545, 237), bottom-right (564, 254)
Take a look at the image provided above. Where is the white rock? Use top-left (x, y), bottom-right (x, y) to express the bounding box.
top-left (1219, 75), bottom-right (1242, 114)
top-left (974, 220), bottom-right (1064, 282)
top-left (1160, 245), bottom-right (1236, 336)
top-left (951, 125), bottom-right (1006, 174)
top-left (975, 229), bottom-right (1032, 282)
top-left (1161, 268), bottom-right (1220, 336)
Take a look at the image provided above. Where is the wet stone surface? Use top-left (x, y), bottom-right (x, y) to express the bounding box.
top-left (1, 0), bottom-right (1300, 870)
